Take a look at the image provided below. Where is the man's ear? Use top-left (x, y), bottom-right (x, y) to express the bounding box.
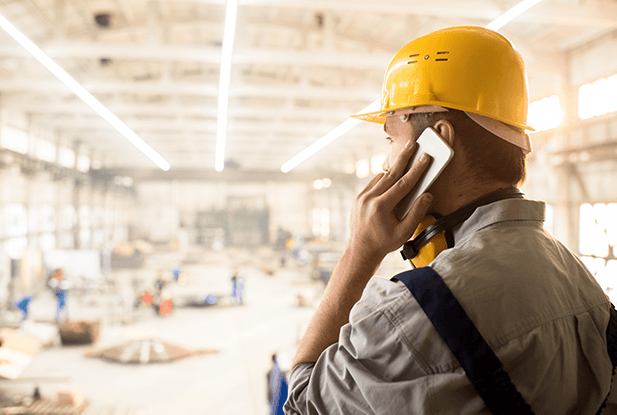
top-left (433, 119), bottom-right (455, 147)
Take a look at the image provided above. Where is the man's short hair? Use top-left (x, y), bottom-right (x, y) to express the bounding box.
top-left (408, 109), bottom-right (527, 186)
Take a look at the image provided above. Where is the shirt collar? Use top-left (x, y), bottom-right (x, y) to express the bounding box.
top-left (451, 198), bottom-right (546, 246)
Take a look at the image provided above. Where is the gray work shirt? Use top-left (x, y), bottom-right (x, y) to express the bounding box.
top-left (285, 199), bottom-right (613, 414)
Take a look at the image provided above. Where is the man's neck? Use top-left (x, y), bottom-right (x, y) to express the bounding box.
top-left (429, 180), bottom-right (513, 217)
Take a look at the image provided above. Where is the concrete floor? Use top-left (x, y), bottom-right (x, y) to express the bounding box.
top-left (1, 246), bottom-right (411, 414)
top-left (2, 247), bottom-right (322, 415)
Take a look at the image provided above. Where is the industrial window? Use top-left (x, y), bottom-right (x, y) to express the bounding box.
top-left (39, 233), bottom-right (55, 251)
top-left (62, 205), bottom-right (76, 231)
top-left (5, 236), bottom-right (27, 259)
top-left (5, 203), bottom-right (29, 259)
top-left (58, 147), bottom-right (76, 168)
top-left (79, 206), bottom-right (92, 248)
top-left (76, 154), bottom-right (90, 173)
top-left (79, 206), bottom-right (92, 228)
top-left (371, 153), bottom-right (387, 174)
top-left (36, 138), bottom-right (57, 162)
top-left (313, 178), bottom-right (331, 190)
top-left (578, 74), bottom-right (617, 120)
top-left (40, 205), bottom-right (55, 232)
top-left (38, 204), bottom-right (54, 250)
top-left (579, 203), bottom-right (617, 292)
top-left (356, 159), bottom-right (370, 179)
top-left (528, 95), bottom-right (563, 132)
top-left (113, 209), bottom-right (128, 242)
top-left (544, 204), bottom-right (554, 235)
top-left (93, 230), bottom-right (104, 249)
top-left (312, 208), bottom-right (330, 239)
top-left (5, 204), bottom-right (28, 237)
top-left (28, 207), bottom-right (38, 234)
top-left (312, 208), bottom-right (321, 237)
top-left (1, 124), bottom-right (28, 154)
top-left (59, 233), bottom-right (75, 249)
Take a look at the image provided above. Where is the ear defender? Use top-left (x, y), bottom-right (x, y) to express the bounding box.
top-left (401, 188), bottom-right (525, 268)
top-left (402, 214), bottom-right (454, 268)
top-left (405, 216), bottom-right (451, 268)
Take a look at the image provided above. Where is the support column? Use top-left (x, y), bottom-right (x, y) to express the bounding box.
top-left (73, 179), bottom-right (81, 249)
top-left (553, 50), bottom-right (580, 252)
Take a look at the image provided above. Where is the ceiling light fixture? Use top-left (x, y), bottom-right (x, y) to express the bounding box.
top-left (0, 12), bottom-right (170, 171)
top-left (215, 0), bottom-right (238, 172)
top-left (280, 0), bottom-right (544, 173)
top-left (280, 100), bottom-right (380, 173)
top-left (485, 0), bottom-right (544, 31)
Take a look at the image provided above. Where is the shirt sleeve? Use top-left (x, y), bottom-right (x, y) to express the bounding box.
top-left (283, 279), bottom-right (435, 415)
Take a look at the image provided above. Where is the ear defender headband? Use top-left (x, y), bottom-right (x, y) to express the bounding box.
top-left (401, 188), bottom-right (524, 268)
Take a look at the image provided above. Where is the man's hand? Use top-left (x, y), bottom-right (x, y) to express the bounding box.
top-left (349, 141), bottom-right (434, 264)
top-left (291, 141), bottom-right (433, 370)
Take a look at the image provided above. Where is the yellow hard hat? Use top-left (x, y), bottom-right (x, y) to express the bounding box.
top-left (352, 26), bottom-right (533, 131)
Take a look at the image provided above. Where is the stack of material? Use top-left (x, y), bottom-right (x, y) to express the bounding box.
top-left (1, 391), bottom-right (89, 415)
top-left (85, 338), bottom-right (192, 364)
top-left (110, 240), bottom-right (152, 269)
top-left (0, 329), bottom-right (41, 380)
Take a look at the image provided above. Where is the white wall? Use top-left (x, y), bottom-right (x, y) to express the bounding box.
top-left (133, 180), bottom-right (316, 244)
top-left (266, 182), bottom-right (311, 239)
top-left (570, 32), bottom-right (617, 87)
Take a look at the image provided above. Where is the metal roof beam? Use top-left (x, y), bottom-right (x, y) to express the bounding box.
top-left (92, 167), bottom-right (358, 182)
top-left (15, 101), bottom-right (357, 120)
top-left (0, 42), bottom-right (393, 68)
top-left (29, 115), bottom-right (352, 134)
top-left (0, 78), bottom-right (378, 101)
top-left (168, 0), bottom-right (617, 28)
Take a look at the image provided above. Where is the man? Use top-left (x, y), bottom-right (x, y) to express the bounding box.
top-left (268, 353), bottom-right (289, 415)
top-left (284, 26), bottom-right (614, 414)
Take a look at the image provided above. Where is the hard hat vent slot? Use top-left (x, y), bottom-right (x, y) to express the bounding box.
top-left (436, 51), bottom-right (449, 62)
top-left (408, 53), bottom-right (419, 65)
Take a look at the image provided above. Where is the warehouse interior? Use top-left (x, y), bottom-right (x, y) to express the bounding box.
top-left (0, 0), bottom-right (616, 413)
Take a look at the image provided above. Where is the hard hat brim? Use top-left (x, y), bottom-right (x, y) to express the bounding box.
top-left (350, 109), bottom-right (387, 124)
top-left (351, 104), bottom-right (535, 132)
top-left (350, 105), bottom-right (448, 124)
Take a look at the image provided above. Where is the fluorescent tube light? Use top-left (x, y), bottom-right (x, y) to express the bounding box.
top-left (281, 100), bottom-right (380, 173)
top-left (485, 0), bottom-right (544, 30)
top-left (215, 0), bottom-right (238, 172)
top-left (280, 0), bottom-right (544, 173)
top-left (0, 12), bottom-right (170, 171)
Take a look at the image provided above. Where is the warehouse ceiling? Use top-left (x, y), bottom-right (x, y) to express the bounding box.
top-left (0, 0), bottom-right (615, 176)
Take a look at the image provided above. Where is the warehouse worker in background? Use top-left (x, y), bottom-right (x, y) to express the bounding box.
top-left (285, 26), bottom-right (616, 414)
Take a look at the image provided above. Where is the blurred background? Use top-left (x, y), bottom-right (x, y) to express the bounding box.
top-left (0, 0), bottom-right (615, 413)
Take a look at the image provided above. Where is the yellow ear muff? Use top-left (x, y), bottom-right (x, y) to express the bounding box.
top-left (409, 216), bottom-right (449, 268)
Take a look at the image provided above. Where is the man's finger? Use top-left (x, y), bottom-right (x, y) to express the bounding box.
top-left (380, 152), bottom-right (432, 210)
top-left (397, 193), bottom-right (434, 240)
top-left (370, 141), bottom-right (418, 196)
top-left (357, 172), bottom-right (385, 198)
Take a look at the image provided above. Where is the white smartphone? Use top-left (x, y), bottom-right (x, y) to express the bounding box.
top-left (393, 127), bottom-right (454, 221)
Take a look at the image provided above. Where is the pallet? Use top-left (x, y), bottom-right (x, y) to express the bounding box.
top-left (1, 398), bottom-right (89, 415)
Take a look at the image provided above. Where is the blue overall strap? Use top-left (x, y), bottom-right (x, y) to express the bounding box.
top-left (393, 267), bottom-right (534, 415)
